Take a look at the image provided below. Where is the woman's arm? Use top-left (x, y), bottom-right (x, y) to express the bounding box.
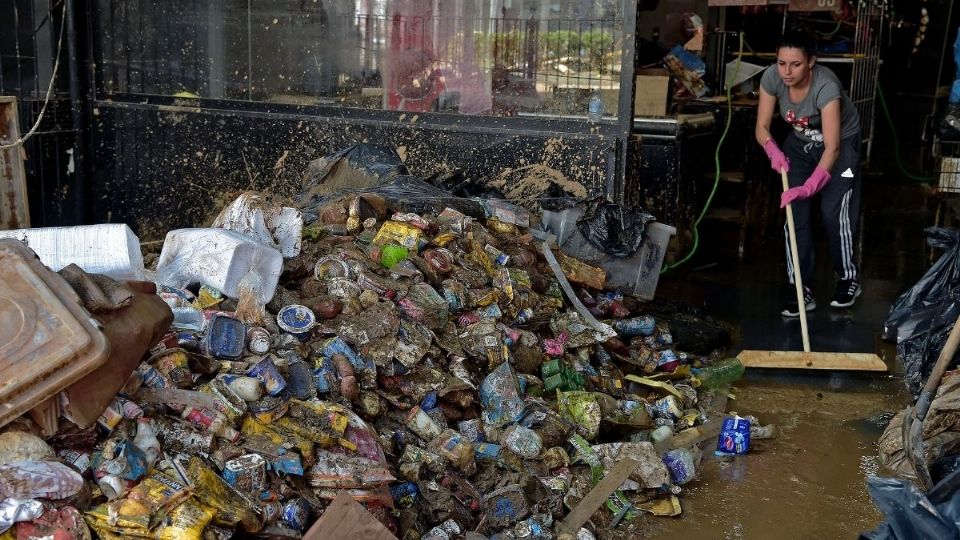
top-left (755, 87), bottom-right (777, 146)
top-left (817, 99), bottom-right (841, 171)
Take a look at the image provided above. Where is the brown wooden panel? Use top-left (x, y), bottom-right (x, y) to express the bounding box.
top-left (0, 97), bottom-right (30, 229)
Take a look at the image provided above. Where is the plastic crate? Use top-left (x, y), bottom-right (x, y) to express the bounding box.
top-left (935, 139), bottom-right (960, 192)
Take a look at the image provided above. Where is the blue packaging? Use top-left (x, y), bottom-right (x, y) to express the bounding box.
top-left (272, 452), bottom-right (304, 476)
top-left (276, 305), bottom-right (316, 341)
top-left (715, 415), bottom-right (751, 456)
top-left (204, 314), bottom-right (247, 359)
top-left (421, 392), bottom-right (438, 410)
top-left (390, 482), bottom-right (420, 508)
top-left (458, 419), bottom-right (484, 443)
top-left (662, 448), bottom-right (696, 485)
top-left (474, 442), bottom-right (503, 461)
top-left (612, 315), bottom-right (656, 338)
top-left (282, 498), bottom-right (311, 531)
top-left (247, 357), bottom-right (287, 396)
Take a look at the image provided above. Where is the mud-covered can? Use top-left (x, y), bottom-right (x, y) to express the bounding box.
top-left (246, 327), bottom-right (271, 355)
top-left (281, 498), bottom-right (311, 531)
top-left (223, 453), bottom-right (268, 495)
top-left (276, 305), bottom-right (316, 341)
top-left (247, 356), bottom-right (287, 396)
top-left (612, 315), bottom-right (656, 338)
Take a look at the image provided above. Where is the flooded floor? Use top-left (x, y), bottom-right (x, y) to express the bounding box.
top-left (639, 180), bottom-right (930, 538)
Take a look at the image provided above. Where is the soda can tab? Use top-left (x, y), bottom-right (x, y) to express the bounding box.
top-left (247, 356), bottom-right (288, 396)
top-left (715, 415), bottom-right (751, 456)
top-left (223, 453), bottom-right (268, 495)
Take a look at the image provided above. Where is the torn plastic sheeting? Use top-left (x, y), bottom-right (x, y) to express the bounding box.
top-left (540, 242), bottom-right (616, 341)
top-left (0, 498), bottom-right (44, 534)
top-left (155, 228), bottom-right (283, 306)
top-left (0, 461), bottom-right (83, 500)
top-left (885, 228), bottom-right (960, 344)
top-left (861, 473), bottom-right (960, 540)
top-left (576, 200), bottom-right (655, 259)
top-left (212, 191), bottom-right (304, 258)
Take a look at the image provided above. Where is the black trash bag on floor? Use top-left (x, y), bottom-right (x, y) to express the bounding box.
top-left (885, 228), bottom-right (960, 344)
top-left (576, 200), bottom-right (655, 258)
top-left (860, 469), bottom-right (960, 540)
top-left (898, 304), bottom-right (960, 396)
top-left (304, 143), bottom-right (409, 188)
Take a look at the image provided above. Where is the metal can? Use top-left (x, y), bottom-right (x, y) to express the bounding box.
top-left (281, 498), bottom-right (311, 531)
top-left (483, 244), bottom-right (510, 266)
top-left (97, 474), bottom-right (128, 500)
top-left (612, 315), bottom-right (657, 338)
top-left (405, 406), bottom-right (442, 441)
top-left (258, 501), bottom-right (283, 523)
top-left (249, 393), bottom-right (290, 424)
top-left (223, 453), bottom-right (268, 495)
top-left (314, 255), bottom-right (352, 281)
top-left (247, 327), bottom-right (271, 355)
top-left (286, 358), bottom-right (317, 401)
top-left (276, 305), bottom-right (316, 342)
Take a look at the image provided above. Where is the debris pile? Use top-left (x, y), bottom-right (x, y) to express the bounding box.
top-left (1, 182), bottom-right (755, 539)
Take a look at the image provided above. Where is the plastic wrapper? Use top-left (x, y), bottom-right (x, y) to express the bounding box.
top-left (663, 448), bottom-right (697, 486)
top-left (575, 200), bottom-right (654, 258)
top-left (307, 449), bottom-right (395, 489)
top-left (479, 362), bottom-right (526, 427)
top-left (155, 228), bottom-right (283, 306)
top-left (0, 498), bottom-right (43, 534)
top-left (715, 415), bottom-right (751, 456)
top-left (557, 391), bottom-right (602, 441)
top-left (85, 472), bottom-right (190, 531)
top-left (0, 460), bottom-right (83, 500)
top-left (399, 283), bottom-right (450, 330)
top-left (503, 425), bottom-right (543, 459)
top-left (212, 191), bottom-right (303, 258)
top-left (183, 456), bottom-right (263, 532)
top-left (862, 469), bottom-right (960, 540)
top-left (0, 432), bottom-right (54, 466)
top-left (154, 500), bottom-right (216, 540)
top-left (0, 224), bottom-right (145, 280)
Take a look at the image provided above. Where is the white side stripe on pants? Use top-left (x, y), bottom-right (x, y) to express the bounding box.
top-left (784, 222), bottom-right (794, 284)
top-left (839, 190), bottom-right (854, 280)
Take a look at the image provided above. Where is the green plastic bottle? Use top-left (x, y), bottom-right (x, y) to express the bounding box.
top-left (692, 358), bottom-right (745, 389)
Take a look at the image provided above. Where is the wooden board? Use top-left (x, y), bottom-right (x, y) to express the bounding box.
top-left (738, 350), bottom-right (887, 371)
top-left (0, 97), bottom-right (30, 229)
top-left (303, 491), bottom-right (397, 540)
top-left (555, 458), bottom-right (640, 537)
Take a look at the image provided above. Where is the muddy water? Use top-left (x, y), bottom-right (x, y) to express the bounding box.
top-left (632, 379), bottom-right (909, 539)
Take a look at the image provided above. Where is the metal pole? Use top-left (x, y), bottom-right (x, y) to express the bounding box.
top-left (66, 0), bottom-right (86, 224)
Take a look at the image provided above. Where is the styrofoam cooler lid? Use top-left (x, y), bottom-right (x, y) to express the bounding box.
top-left (0, 239), bottom-right (110, 429)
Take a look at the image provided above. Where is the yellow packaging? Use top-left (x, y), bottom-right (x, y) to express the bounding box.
top-left (191, 287), bottom-right (223, 310)
top-left (487, 218), bottom-right (518, 234)
top-left (86, 473), bottom-right (191, 531)
top-left (373, 221), bottom-right (423, 250)
top-left (184, 457), bottom-right (263, 532)
top-left (431, 232), bottom-right (458, 246)
top-left (240, 416), bottom-right (314, 462)
top-left (155, 500), bottom-right (216, 540)
top-left (273, 399), bottom-right (348, 447)
top-left (467, 239), bottom-right (495, 277)
top-left (469, 289), bottom-right (499, 308)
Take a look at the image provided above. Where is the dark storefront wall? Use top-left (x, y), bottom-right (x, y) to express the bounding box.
top-left (80, 0), bottom-right (636, 237)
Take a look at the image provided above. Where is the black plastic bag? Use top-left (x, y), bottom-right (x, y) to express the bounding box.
top-left (898, 302), bottom-right (960, 396)
top-left (885, 228), bottom-right (960, 344)
top-left (860, 469), bottom-right (960, 540)
top-left (576, 200), bottom-right (655, 258)
top-left (302, 144), bottom-right (409, 191)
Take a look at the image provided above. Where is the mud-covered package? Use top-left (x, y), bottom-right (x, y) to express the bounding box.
top-left (715, 415), bottom-right (751, 456)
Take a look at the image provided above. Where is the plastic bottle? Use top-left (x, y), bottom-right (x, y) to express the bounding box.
top-left (692, 358), bottom-right (745, 389)
top-left (134, 418), bottom-right (161, 468)
top-left (587, 93), bottom-right (604, 122)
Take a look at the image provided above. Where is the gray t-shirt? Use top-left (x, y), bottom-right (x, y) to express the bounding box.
top-left (760, 64), bottom-right (860, 143)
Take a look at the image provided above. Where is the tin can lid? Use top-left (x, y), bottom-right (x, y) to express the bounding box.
top-left (276, 305), bottom-right (316, 334)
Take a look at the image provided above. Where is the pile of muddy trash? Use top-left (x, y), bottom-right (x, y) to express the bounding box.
top-left (0, 181), bottom-right (764, 539)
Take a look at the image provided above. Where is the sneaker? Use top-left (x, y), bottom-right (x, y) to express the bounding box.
top-left (830, 279), bottom-right (861, 308)
top-left (782, 286), bottom-right (816, 317)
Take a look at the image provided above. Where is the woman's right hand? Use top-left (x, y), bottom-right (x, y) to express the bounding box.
top-left (763, 139), bottom-right (790, 173)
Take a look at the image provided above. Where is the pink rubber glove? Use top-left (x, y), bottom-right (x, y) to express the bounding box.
top-left (780, 166), bottom-right (831, 208)
top-left (763, 139), bottom-right (790, 174)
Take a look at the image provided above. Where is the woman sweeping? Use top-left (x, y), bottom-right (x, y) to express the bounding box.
top-left (755, 31), bottom-right (863, 317)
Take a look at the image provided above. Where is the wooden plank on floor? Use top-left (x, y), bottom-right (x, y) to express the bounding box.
top-left (738, 350), bottom-right (887, 371)
top-left (555, 458), bottom-right (640, 538)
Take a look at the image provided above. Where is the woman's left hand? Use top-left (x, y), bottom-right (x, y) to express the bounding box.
top-left (780, 167), bottom-right (831, 208)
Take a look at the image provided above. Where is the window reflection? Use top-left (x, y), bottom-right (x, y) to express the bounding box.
top-left (97, 0), bottom-right (625, 119)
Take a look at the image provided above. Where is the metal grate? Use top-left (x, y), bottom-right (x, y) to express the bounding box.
top-left (849, 0), bottom-right (885, 163)
top-left (934, 138), bottom-right (960, 192)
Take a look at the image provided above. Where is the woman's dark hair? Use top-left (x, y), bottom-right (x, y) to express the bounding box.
top-left (778, 31), bottom-right (817, 59)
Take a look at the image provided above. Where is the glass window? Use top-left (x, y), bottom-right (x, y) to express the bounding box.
top-left (96, 0), bottom-right (627, 119)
